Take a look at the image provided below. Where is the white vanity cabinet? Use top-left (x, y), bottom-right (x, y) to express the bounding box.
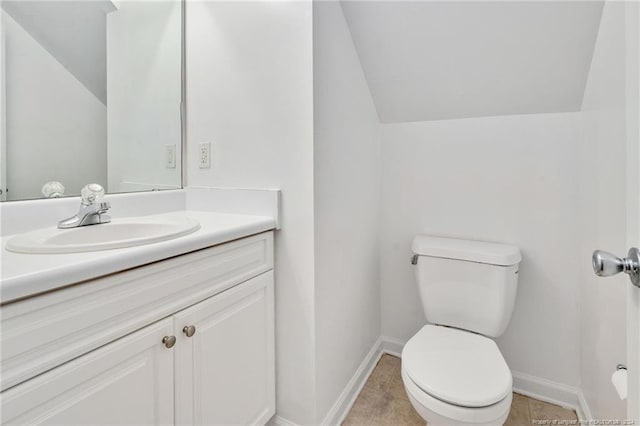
top-left (1, 318), bottom-right (176, 425)
top-left (0, 231), bottom-right (275, 426)
top-left (174, 271), bottom-right (275, 425)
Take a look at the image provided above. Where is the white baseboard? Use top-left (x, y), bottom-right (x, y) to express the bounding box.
top-left (381, 335), bottom-right (405, 357)
top-left (268, 415), bottom-right (300, 426)
top-left (270, 336), bottom-right (593, 426)
top-left (511, 371), bottom-right (592, 421)
top-left (321, 336), bottom-right (384, 426)
top-left (576, 389), bottom-right (593, 421)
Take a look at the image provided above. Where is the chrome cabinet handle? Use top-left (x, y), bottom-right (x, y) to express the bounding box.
top-left (182, 325), bottom-right (196, 337)
top-left (592, 248), bottom-right (640, 287)
top-left (162, 336), bottom-right (177, 349)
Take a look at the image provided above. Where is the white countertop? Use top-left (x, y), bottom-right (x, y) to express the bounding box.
top-left (1, 211), bottom-right (276, 304)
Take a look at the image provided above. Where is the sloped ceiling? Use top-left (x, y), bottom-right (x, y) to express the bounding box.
top-left (1, 1), bottom-right (117, 105)
top-left (341, 1), bottom-right (604, 123)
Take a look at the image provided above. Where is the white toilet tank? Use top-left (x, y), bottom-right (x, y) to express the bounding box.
top-left (412, 236), bottom-right (521, 338)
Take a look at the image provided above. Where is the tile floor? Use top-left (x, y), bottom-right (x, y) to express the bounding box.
top-left (342, 354), bottom-right (578, 426)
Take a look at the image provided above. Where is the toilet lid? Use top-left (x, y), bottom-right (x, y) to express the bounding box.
top-left (402, 325), bottom-right (512, 408)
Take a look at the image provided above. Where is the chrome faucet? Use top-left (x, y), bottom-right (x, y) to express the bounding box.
top-left (58, 184), bottom-right (111, 229)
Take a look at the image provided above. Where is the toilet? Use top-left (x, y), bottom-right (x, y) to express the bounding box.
top-left (401, 236), bottom-right (521, 426)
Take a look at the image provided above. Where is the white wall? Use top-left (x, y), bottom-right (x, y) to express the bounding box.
top-left (579, 1), bottom-right (627, 419)
top-left (106, 0), bottom-right (181, 193)
top-left (380, 113), bottom-right (583, 387)
top-left (312, 2), bottom-right (381, 422)
top-left (185, 0), bottom-right (627, 421)
top-left (185, 2), bottom-right (316, 424)
top-left (2, 11), bottom-right (107, 200)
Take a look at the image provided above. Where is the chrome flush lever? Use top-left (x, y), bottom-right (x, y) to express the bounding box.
top-left (592, 248), bottom-right (640, 287)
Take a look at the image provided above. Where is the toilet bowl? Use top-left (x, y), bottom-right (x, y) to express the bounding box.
top-left (401, 325), bottom-right (512, 426)
top-left (403, 236), bottom-right (521, 426)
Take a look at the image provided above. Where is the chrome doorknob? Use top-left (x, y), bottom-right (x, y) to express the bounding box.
top-left (592, 250), bottom-right (626, 276)
top-left (592, 248), bottom-right (640, 287)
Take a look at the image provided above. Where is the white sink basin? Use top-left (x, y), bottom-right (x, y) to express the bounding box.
top-left (6, 215), bottom-right (200, 254)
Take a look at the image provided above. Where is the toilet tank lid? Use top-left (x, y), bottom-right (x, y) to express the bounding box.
top-left (412, 235), bottom-right (521, 266)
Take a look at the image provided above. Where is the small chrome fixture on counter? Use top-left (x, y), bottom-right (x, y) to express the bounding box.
top-left (592, 248), bottom-right (640, 287)
top-left (58, 184), bottom-right (111, 229)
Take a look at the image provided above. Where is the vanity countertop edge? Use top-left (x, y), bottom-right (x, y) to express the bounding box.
top-left (0, 210), bottom-right (276, 304)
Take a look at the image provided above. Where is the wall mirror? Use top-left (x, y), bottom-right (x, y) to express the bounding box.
top-left (0, 0), bottom-right (183, 202)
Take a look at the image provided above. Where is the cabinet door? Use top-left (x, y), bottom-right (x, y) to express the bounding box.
top-left (1, 318), bottom-right (175, 426)
top-left (175, 271), bottom-right (275, 426)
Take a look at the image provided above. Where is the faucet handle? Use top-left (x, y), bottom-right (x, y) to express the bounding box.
top-left (81, 184), bottom-right (105, 206)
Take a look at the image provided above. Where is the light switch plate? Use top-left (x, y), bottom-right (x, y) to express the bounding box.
top-left (165, 144), bottom-right (176, 169)
top-left (199, 143), bottom-right (211, 169)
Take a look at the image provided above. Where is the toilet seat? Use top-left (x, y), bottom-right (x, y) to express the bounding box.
top-left (402, 325), bottom-right (512, 407)
top-left (402, 367), bottom-right (512, 425)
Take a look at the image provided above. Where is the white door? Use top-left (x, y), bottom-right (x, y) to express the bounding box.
top-left (174, 272), bottom-right (275, 426)
top-left (626, 1), bottom-right (640, 421)
top-left (592, 3), bottom-right (639, 420)
top-left (0, 20), bottom-right (7, 201)
top-left (0, 318), bottom-right (175, 425)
